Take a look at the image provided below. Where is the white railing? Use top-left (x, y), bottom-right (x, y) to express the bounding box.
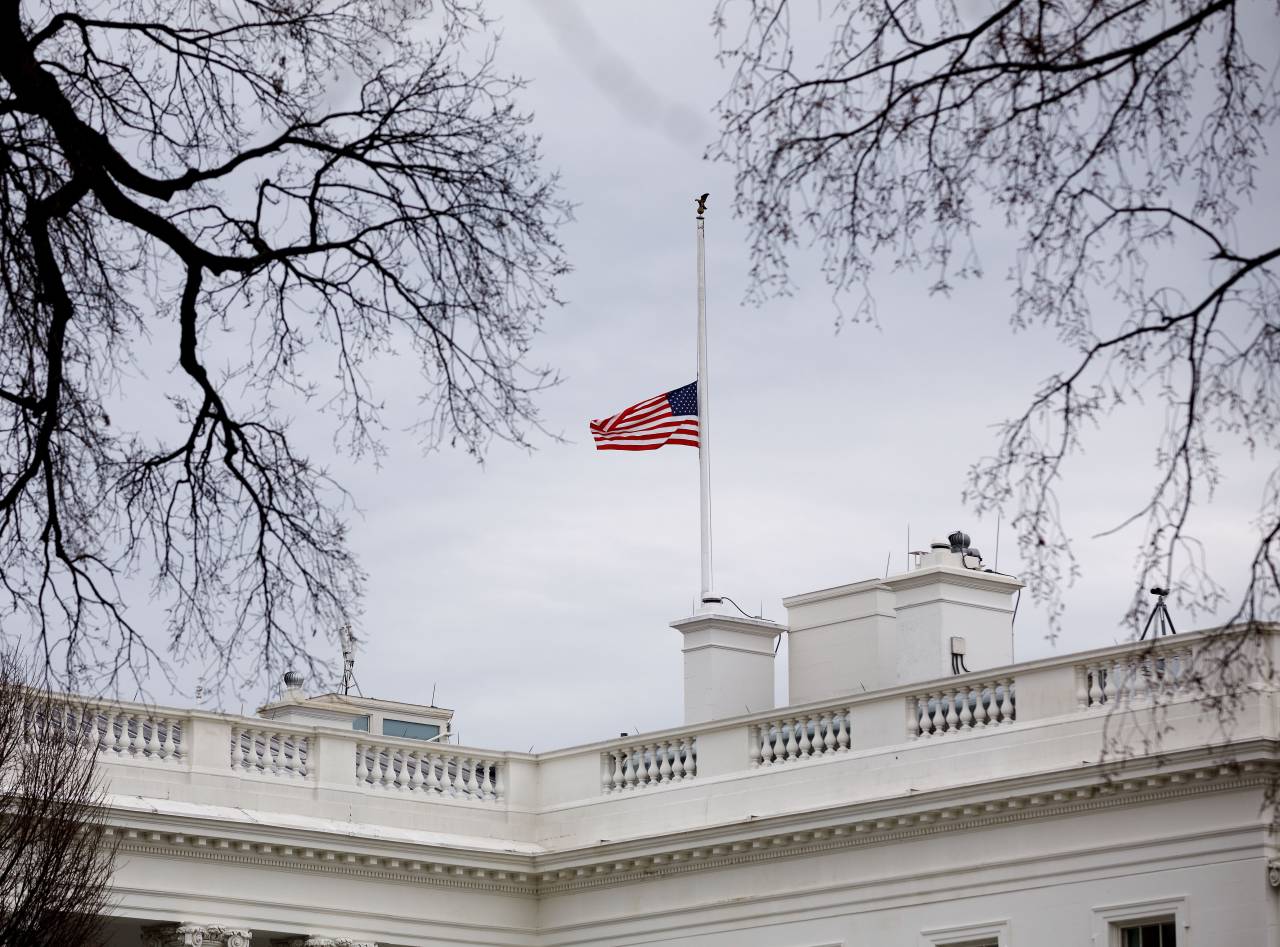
top-left (70, 705), bottom-right (184, 763)
top-left (601, 737), bottom-right (697, 793)
top-left (909, 678), bottom-right (1015, 738)
top-left (1077, 645), bottom-right (1195, 708)
top-left (71, 626), bottom-right (1273, 817)
top-left (231, 724), bottom-right (310, 778)
top-left (357, 740), bottom-right (504, 802)
top-left (751, 708), bottom-right (851, 766)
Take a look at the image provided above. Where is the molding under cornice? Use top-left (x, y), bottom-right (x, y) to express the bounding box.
top-left (105, 746), bottom-right (1279, 898)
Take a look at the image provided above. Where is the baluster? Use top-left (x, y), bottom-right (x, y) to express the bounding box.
top-left (1001, 678), bottom-right (1015, 721)
top-left (126, 714), bottom-right (140, 756)
top-left (89, 709), bottom-right (105, 752)
top-left (458, 756), bottom-right (473, 797)
top-left (821, 713), bottom-right (836, 754)
top-left (241, 727), bottom-right (256, 770)
top-left (1075, 665), bottom-right (1089, 708)
top-left (479, 760), bottom-right (493, 798)
top-left (1176, 646), bottom-right (1192, 690)
top-left (784, 720), bottom-right (799, 760)
top-left (837, 710), bottom-right (851, 750)
top-left (671, 740), bottom-right (686, 780)
top-left (426, 753), bottom-right (442, 793)
top-left (1109, 659), bottom-right (1125, 704)
top-left (1086, 664), bottom-right (1102, 706)
top-left (467, 757), bottom-right (482, 797)
top-left (159, 718), bottom-right (177, 759)
top-left (354, 743), bottom-right (369, 784)
top-left (750, 726), bottom-right (764, 768)
top-left (796, 715), bottom-right (811, 758)
top-left (445, 754), bottom-right (461, 795)
top-left (760, 724), bottom-right (775, 765)
top-left (1135, 657), bottom-right (1151, 703)
top-left (659, 742), bottom-right (673, 783)
top-left (918, 696), bottom-right (932, 737)
top-left (404, 750), bottom-right (421, 792)
top-left (958, 688), bottom-right (973, 730)
top-left (492, 762), bottom-right (505, 801)
top-left (623, 747), bottom-right (637, 788)
top-left (602, 753), bottom-right (615, 794)
top-left (610, 749), bottom-right (624, 791)
top-left (384, 747), bottom-right (397, 787)
top-left (943, 690), bottom-right (958, 733)
top-left (646, 744), bottom-right (661, 784)
top-left (424, 752), bottom-right (440, 793)
top-left (972, 686), bottom-right (988, 727)
top-left (931, 693), bottom-right (947, 734)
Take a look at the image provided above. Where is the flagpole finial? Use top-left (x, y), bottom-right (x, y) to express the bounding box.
top-left (695, 192), bottom-right (709, 218)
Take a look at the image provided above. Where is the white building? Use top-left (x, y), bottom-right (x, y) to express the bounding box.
top-left (81, 532), bottom-right (1279, 946)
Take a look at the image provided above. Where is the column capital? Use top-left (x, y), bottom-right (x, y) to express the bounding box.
top-left (143, 924), bottom-right (253, 947)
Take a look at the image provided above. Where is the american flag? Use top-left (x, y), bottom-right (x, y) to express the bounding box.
top-left (589, 381), bottom-right (699, 451)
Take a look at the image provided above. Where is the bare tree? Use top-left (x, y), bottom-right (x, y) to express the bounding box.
top-left (0, 650), bottom-right (116, 945)
top-left (711, 0), bottom-right (1280, 642)
top-left (0, 0), bottom-right (568, 691)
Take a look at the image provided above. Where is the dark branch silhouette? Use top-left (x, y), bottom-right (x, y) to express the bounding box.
top-left (0, 650), bottom-right (116, 944)
top-left (711, 0), bottom-right (1279, 644)
top-left (0, 0), bottom-right (569, 693)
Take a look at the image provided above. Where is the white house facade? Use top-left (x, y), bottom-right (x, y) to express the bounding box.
top-left (75, 534), bottom-right (1280, 946)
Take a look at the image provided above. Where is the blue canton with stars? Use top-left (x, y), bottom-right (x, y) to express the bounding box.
top-left (666, 382), bottom-right (698, 417)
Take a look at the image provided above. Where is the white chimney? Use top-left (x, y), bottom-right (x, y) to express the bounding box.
top-left (671, 610), bottom-right (785, 724)
top-left (784, 530), bottom-right (1023, 702)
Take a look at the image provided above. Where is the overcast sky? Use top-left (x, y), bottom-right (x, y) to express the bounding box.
top-left (161, 2), bottom-right (1273, 751)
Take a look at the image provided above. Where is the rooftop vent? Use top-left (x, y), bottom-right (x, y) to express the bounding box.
top-left (282, 669), bottom-right (305, 700)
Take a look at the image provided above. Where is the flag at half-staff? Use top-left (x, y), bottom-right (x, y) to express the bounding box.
top-left (587, 191), bottom-right (717, 605)
top-left (589, 382), bottom-right (699, 451)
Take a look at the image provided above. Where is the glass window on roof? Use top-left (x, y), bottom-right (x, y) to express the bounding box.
top-left (351, 715), bottom-right (369, 732)
top-left (382, 718), bottom-right (441, 741)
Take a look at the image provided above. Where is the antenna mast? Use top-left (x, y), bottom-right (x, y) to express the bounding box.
top-left (339, 623), bottom-right (357, 695)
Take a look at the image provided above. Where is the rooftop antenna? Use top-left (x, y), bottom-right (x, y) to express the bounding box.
top-left (339, 623), bottom-right (363, 696)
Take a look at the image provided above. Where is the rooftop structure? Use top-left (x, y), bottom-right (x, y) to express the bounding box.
top-left (58, 532), bottom-right (1280, 946)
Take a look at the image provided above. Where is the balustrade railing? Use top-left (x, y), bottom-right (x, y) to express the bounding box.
top-left (27, 699), bottom-right (186, 764)
top-left (231, 725), bottom-right (309, 779)
top-left (357, 740), bottom-right (504, 802)
top-left (51, 703), bottom-right (185, 763)
top-left (909, 678), bottom-right (1015, 738)
top-left (1077, 645), bottom-right (1194, 708)
top-left (751, 708), bottom-right (851, 766)
top-left (56, 627), bottom-right (1266, 814)
top-left (601, 737), bottom-right (697, 793)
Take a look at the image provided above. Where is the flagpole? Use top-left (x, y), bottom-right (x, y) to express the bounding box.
top-left (696, 195), bottom-right (715, 605)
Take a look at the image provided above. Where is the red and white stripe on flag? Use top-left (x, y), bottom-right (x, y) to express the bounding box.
top-left (589, 382), bottom-right (700, 451)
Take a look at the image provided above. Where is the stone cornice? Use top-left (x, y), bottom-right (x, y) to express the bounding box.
top-left (104, 742), bottom-right (1279, 898)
